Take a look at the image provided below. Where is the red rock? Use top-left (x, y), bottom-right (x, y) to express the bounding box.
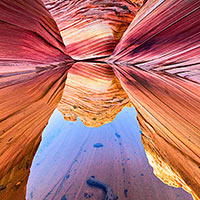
top-left (109, 0), bottom-right (200, 83)
top-left (42, 0), bottom-right (145, 60)
top-left (0, 0), bottom-right (73, 199)
top-left (58, 62), bottom-right (130, 127)
top-left (108, 1), bottom-right (200, 198)
top-left (0, 0), bottom-right (199, 199)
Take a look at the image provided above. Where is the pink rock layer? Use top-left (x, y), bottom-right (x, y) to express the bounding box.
top-left (42, 0), bottom-right (145, 60)
top-left (58, 62), bottom-right (130, 127)
top-left (109, 0), bottom-right (200, 83)
top-left (0, 0), bottom-right (73, 199)
top-left (109, 1), bottom-right (200, 198)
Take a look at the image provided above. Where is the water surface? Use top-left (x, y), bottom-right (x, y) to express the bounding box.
top-left (26, 107), bottom-right (192, 200)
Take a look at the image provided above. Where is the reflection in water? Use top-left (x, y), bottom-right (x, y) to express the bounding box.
top-left (1, 0), bottom-right (199, 199)
top-left (111, 63), bottom-right (200, 200)
top-left (58, 62), bottom-right (130, 127)
top-left (26, 108), bottom-right (192, 200)
top-left (0, 61), bottom-right (198, 200)
top-left (0, 60), bottom-right (198, 200)
top-left (0, 64), bottom-right (71, 200)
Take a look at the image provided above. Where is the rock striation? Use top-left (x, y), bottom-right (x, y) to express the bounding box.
top-left (41, 0), bottom-right (145, 60)
top-left (0, 0), bottom-right (199, 199)
top-left (109, 0), bottom-right (200, 84)
top-left (109, 0), bottom-right (200, 199)
top-left (0, 0), bottom-right (73, 199)
top-left (142, 135), bottom-right (200, 200)
top-left (58, 62), bottom-right (130, 127)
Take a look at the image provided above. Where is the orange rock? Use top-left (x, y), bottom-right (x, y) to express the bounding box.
top-left (142, 135), bottom-right (200, 200)
top-left (109, 1), bottom-right (200, 198)
top-left (58, 62), bottom-right (130, 127)
top-left (0, 0), bottom-right (73, 199)
top-left (42, 0), bottom-right (145, 60)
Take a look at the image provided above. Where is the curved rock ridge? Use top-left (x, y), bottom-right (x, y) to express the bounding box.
top-left (0, 0), bottom-right (72, 63)
top-left (108, 1), bottom-right (200, 198)
top-left (142, 135), bottom-right (200, 200)
top-left (111, 63), bottom-right (200, 200)
top-left (0, 63), bottom-right (71, 200)
top-left (42, 0), bottom-right (145, 60)
top-left (57, 62), bottom-right (130, 127)
top-left (109, 0), bottom-right (200, 83)
top-left (0, 0), bottom-right (73, 199)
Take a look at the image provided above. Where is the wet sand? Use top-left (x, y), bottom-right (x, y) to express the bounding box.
top-left (26, 107), bottom-right (193, 200)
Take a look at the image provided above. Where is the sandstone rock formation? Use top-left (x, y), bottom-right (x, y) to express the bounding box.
top-left (0, 0), bottom-right (199, 199)
top-left (109, 0), bottom-right (200, 199)
top-left (0, 0), bottom-right (73, 199)
top-left (58, 62), bottom-right (130, 127)
top-left (109, 0), bottom-right (200, 82)
top-left (142, 135), bottom-right (200, 200)
top-left (41, 0), bottom-right (145, 60)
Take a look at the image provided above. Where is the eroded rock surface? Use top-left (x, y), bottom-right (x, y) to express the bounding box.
top-left (42, 0), bottom-right (145, 60)
top-left (0, 0), bottom-right (199, 199)
top-left (109, 0), bottom-right (200, 199)
top-left (111, 63), bottom-right (200, 200)
top-left (109, 0), bottom-right (200, 83)
top-left (0, 0), bottom-right (73, 199)
top-left (142, 135), bottom-right (200, 200)
top-left (58, 62), bottom-right (130, 127)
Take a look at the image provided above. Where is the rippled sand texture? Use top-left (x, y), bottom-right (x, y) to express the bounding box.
top-left (26, 108), bottom-right (192, 200)
top-left (58, 62), bottom-right (130, 127)
top-left (0, 0), bottom-right (73, 199)
top-left (41, 0), bottom-right (145, 60)
top-left (110, 0), bottom-right (200, 199)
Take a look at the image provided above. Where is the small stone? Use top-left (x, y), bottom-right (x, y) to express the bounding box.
top-left (93, 143), bottom-right (103, 148)
top-left (65, 174), bottom-right (70, 179)
top-left (13, 181), bottom-right (21, 190)
top-left (61, 195), bottom-right (67, 200)
top-left (84, 193), bottom-right (91, 199)
top-left (115, 133), bottom-right (121, 138)
top-left (122, 5), bottom-right (128, 10)
top-left (73, 105), bottom-right (77, 109)
top-left (16, 182), bottom-right (21, 186)
top-left (124, 189), bottom-right (128, 197)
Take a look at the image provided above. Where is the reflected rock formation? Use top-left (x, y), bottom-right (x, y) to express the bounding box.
top-left (42, 0), bottom-right (145, 60)
top-left (0, 0), bottom-right (200, 199)
top-left (142, 136), bottom-right (200, 200)
top-left (110, 0), bottom-right (200, 199)
top-left (27, 107), bottom-right (192, 200)
top-left (58, 62), bottom-right (130, 127)
top-left (0, 0), bottom-right (73, 199)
